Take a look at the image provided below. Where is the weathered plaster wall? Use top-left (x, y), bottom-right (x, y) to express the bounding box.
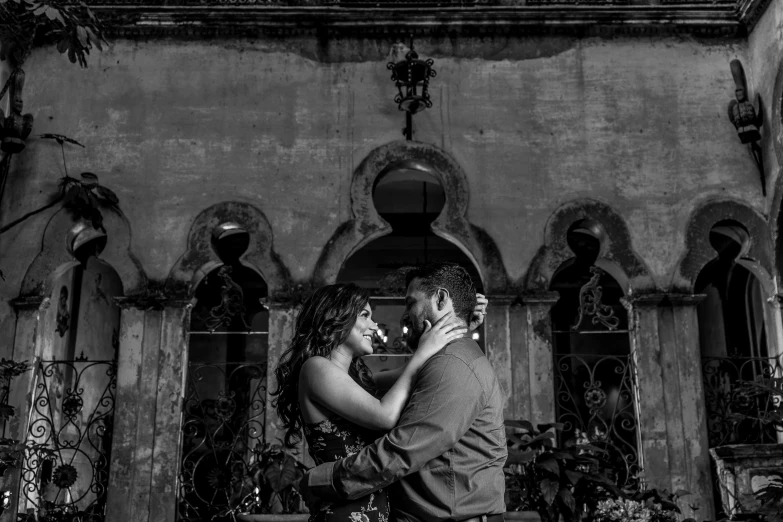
top-left (0, 33), bottom-right (756, 303)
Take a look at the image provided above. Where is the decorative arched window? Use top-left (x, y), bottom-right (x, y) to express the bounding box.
top-left (697, 220), bottom-right (779, 446)
top-left (550, 219), bottom-right (641, 488)
top-left (177, 223), bottom-right (270, 522)
top-left (336, 160), bottom-right (484, 374)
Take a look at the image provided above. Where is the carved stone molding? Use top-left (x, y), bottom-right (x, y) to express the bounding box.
top-left (629, 292), bottom-right (706, 307)
top-left (94, 5), bottom-right (744, 40)
top-left (674, 198), bottom-right (772, 294)
top-left (113, 281), bottom-right (192, 310)
top-left (9, 295), bottom-right (49, 311)
top-left (736, 0), bottom-right (774, 31)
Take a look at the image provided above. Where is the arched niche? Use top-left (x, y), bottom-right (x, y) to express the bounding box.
top-left (526, 199), bottom-right (654, 294)
top-left (12, 211), bottom-right (127, 516)
top-left (674, 199), bottom-right (773, 294)
top-left (18, 207), bottom-right (145, 298)
top-left (313, 140), bottom-right (509, 294)
top-left (167, 201), bottom-right (291, 297)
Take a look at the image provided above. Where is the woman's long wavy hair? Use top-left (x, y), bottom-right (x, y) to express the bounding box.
top-left (272, 283), bottom-right (377, 448)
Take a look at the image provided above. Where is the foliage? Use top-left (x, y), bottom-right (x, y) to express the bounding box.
top-left (731, 376), bottom-right (783, 430)
top-left (0, 0), bottom-right (106, 67)
top-left (503, 420), bottom-right (623, 522)
top-left (592, 497), bottom-right (676, 522)
top-left (754, 473), bottom-right (783, 520)
top-left (216, 442), bottom-right (309, 519)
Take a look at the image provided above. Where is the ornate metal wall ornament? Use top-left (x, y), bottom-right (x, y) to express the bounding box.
top-left (55, 286), bottom-right (70, 337)
top-left (200, 266), bottom-right (250, 332)
top-left (0, 68), bottom-right (34, 155)
top-left (727, 59), bottom-right (766, 196)
top-left (387, 37), bottom-right (436, 141)
top-left (571, 266), bottom-right (620, 331)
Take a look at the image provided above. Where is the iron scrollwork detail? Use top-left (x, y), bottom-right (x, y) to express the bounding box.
top-left (572, 266), bottom-right (620, 331)
top-left (198, 266), bottom-right (251, 332)
top-left (19, 359), bottom-right (117, 521)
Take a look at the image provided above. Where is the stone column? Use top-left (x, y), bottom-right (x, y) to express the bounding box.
top-left (1, 296), bottom-right (48, 522)
top-left (630, 293), bottom-right (714, 520)
top-left (484, 295), bottom-right (517, 420)
top-left (484, 293), bottom-right (558, 425)
top-left (106, 296), bottom-right (191, 522)
top-left (516, 292), bottom-right (559, 425)
top-left (764, 293), bottom-right (783, 443)
top-left (264, 302), bottom-right (297, 446)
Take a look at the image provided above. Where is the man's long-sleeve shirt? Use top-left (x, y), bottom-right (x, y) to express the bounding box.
top-left (308, 338), bottom-right (507, 522)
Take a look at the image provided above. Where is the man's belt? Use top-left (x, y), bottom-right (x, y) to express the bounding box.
top-left (458, 514), bottom-right (505, 522)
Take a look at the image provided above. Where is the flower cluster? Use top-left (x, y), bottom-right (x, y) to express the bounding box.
top-left (592, 498), bottom-right (677, 522)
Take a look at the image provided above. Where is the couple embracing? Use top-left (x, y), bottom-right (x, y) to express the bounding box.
top-left (273, 262), bottom-right (507, 522)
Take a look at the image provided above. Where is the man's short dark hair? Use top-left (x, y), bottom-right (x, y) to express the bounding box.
top-left (405, 262), bottom-right (477, 322)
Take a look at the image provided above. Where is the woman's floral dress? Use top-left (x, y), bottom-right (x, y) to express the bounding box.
top-left (304, 415), bottom-right (390, 522)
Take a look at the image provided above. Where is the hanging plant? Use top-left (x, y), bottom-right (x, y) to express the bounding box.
top-left (0, 133), bottom-right (120, 249)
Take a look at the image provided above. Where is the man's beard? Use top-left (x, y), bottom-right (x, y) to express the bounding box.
top-left (406, 306), bottom-right (436, 347)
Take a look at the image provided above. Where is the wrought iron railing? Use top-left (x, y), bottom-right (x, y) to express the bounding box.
top-left (702, 354), bottom-right (783, 447)
top-left (554, 353), bottom-right (641, 487)
top-left (18, 359), bottom-right (117, 522)
top-left (177, 361), bottom-right (268, 522)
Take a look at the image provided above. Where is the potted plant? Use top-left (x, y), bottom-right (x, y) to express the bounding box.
top-left (217, 442), bottom-right (309, 522)
top-left (504, 420), bottom-right (626, 522)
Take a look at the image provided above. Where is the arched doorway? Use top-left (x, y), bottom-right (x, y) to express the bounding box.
top-left (177, 223), bottom-right (270, 522)
top-left (697, 220), bottom-right (779, 447)
top-left (549, 219), bottom-right (641, 488)
top-left (336, 161), bottom-right (484, 361)
top-left (19, 222), bottom-right (122, 521)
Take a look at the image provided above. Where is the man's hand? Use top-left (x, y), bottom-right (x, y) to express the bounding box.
top-left (468, 294), bottom-right (488, 332)
top-left (299, 471), bottom-right (320, 514)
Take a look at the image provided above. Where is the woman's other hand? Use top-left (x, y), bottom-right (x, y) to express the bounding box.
top-left (469, 293), bottom-right (488, 332)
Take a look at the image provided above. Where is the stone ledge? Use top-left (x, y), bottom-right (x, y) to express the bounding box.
top-left (95, 4), bottom-right (744, 38)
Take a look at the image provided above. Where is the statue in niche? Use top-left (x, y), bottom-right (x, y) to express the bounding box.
top-left (0, 69), bottom-right (33, 154)
top-left (727, 59), bottom-right (765, 195)
top-left (55, 286), bottom-right (70, 337)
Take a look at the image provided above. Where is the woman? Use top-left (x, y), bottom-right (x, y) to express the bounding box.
top-left (273, 283), bottom-right (486, 522)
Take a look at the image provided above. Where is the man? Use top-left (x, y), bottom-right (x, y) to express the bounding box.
top-left (302, 262), bottom-right (507, 522)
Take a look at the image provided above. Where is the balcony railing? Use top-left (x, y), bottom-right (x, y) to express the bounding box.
top-left (554, 353), bottom-right (641, 488)
top-left (177, 361), bottom-right (268, 522)
top-left (702, 354), bottom-right (783, 447)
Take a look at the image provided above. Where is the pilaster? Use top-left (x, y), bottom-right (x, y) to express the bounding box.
top-left (630, 293), bottom-right (714, 520)
top-left (106, 294), bottom-right (191, 522)
top-left (264, 302), bottom-right (297, 445)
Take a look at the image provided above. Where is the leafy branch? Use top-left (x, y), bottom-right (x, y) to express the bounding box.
top-left (0, 0), bottom-right (106, 67)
